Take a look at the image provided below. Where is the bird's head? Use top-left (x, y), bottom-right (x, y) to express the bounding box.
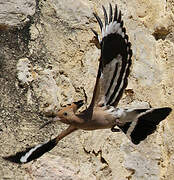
top-left (40, 100), bottom-right (84, 128)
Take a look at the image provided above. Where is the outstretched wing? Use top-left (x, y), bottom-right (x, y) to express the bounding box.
top-left (114, 107), bottom-right (172, 144)
top-left (3, 125), bottom-right (77, 163)
top-left (91, 4), bottom-right (132, 108)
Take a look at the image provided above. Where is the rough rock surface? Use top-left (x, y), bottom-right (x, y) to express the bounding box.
top-left (0, 0), bottom-right (174, 179)
top-left (0, 0), bottom-right (36, 27)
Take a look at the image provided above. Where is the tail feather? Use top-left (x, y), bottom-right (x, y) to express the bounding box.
top-left (117, 107), bottom-right (172, 144)
top-left (3, 138), bottom-right (57, 163)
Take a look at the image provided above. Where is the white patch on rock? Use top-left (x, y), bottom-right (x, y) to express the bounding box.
top-left (17, 58), bottom-right (35, 84)
top-left (33, 69), bottom-right (61, 114)
top-left (121, 142), bottom-right (161, 180)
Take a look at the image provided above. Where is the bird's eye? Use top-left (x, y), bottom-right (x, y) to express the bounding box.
top-left (63, 112), bottom-right (68, 116)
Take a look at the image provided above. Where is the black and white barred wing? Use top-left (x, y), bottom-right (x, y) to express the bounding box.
top-left (92, 4), bottom-right (132, 107)
top-left (115, 107), bottom-right (172, 144)
top-left (3, 138), bottom-right (58, 163)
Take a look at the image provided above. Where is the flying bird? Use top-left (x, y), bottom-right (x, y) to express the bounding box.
top-left (3, 4), bottom-right (172, 164)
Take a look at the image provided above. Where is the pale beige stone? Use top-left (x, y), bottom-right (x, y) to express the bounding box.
top-left (29, 155), bottom-right (83, 180)
top-left (0, 0), bottom-right (36, 27)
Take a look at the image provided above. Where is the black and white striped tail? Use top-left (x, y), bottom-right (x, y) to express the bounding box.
top-left (3, 138), bottom-right (57, 163)
top-left (115, 107), bottom-right (172, 144)
top-left (92, 4), bottom-right (132, 107)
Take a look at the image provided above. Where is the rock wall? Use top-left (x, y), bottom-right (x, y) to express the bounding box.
top-left (0, 0), bottom-right (174, 179)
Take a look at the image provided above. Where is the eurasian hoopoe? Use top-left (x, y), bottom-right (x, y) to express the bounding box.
top-left (4, 4), bottom-right (172, 164)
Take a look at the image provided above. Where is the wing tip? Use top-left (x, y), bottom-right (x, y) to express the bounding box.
top-left (3, 138), bottom-right (58, 164)
top-left (3, 155), bottom-right (22, 164)
top-left (162, 107), bottom-right (172, 116)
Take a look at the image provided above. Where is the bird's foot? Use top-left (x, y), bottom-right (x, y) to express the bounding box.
top-left (111, 125), bottom-right (120, 132)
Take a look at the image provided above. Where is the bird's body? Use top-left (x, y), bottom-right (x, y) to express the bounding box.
top-left (3, 3), bottom-right (172, 164)
top-left (75, 106), bottom-right (117, 130)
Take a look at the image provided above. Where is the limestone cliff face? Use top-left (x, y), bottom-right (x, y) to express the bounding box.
top-left (0, 0), bottom-right (174, 179)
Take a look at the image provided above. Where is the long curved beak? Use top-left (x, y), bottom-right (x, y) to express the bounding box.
top-left (39, 117), bottom-right (60, 129)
